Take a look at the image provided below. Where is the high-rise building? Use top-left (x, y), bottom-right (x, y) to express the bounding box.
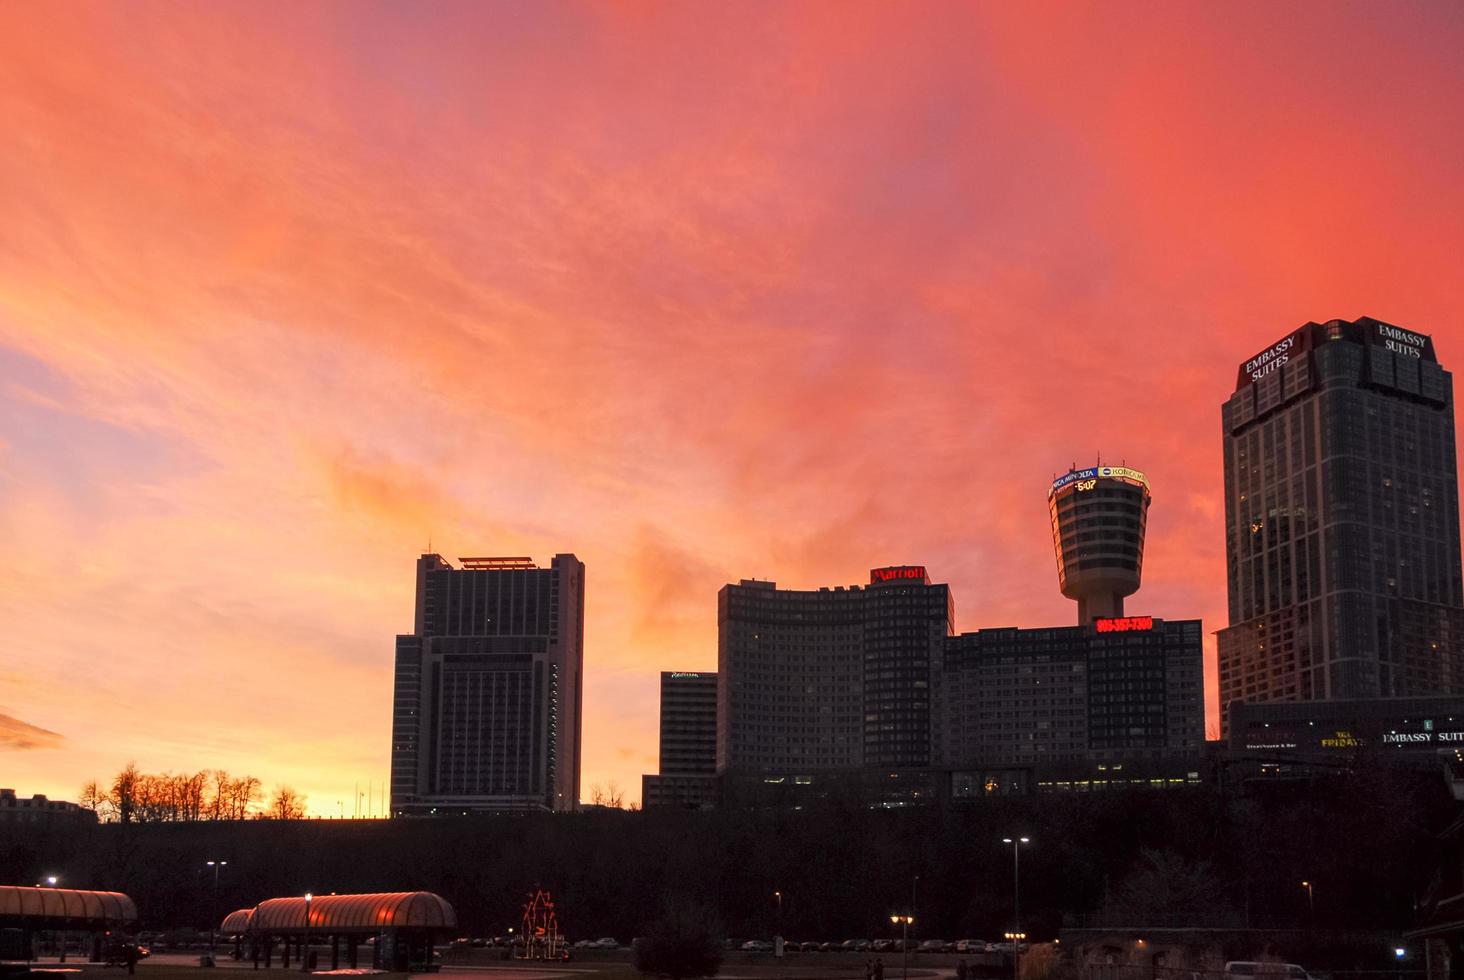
top-left (939, 616), bottom-right (1205, 768)
top-left (641, 671), bottom-right (719, 809)
top-left (390, 553), bottom-right (585, 815)
top-left (1049, 464), bottom-right (1151, 623)
top-left (716, 567), bottom-right (952, 776)
top-left (1217, 317), bottom-right (1464, 723)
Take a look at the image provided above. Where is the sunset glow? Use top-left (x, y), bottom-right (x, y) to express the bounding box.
top-left (4, 2), bottom-right (1464, 809)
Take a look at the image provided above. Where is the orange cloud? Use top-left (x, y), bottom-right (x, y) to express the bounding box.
top-left (0, 712), bottom-right (63, 750)
top-left (1, 0), bottom-right (1462, 806)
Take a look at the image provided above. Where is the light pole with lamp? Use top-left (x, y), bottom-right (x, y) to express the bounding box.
top-left (301, 893), bottom-right (312, 973)
top-left (772, 891), bottom-right (782, 956)
top-left (890, 915), bottom-right (914, 980)
top-left (41, 877), bottom-right (61, 962)
top-left (1002, 837), bottom-right (1030, 980)
top-left (1300, 881), bottom-right (1314, 921)
top-left (207, 862), bottom-right (228, 958)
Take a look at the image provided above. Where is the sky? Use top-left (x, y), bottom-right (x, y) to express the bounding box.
top-left (3, 1), bottom-right (1464, 812)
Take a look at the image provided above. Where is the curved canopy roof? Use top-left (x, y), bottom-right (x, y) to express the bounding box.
top-left (0, 886), bottom-right (137, 927)
top-left (245, 892), bottom-right (456, 934)
top-left (221, 908), bottom-right (254, 934)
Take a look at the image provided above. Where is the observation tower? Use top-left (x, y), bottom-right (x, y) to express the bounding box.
top-left (1048, 463), bottom-right (1151, 624)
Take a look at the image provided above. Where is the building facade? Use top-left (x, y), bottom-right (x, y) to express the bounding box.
top-left (1226, 694), bottom-right (1464, 764)
top-left (716, 568), bottom-right (952, 776)
top-left (642, 671), bottom-right (719, 808)
top-left (0, 789), bottom-right (95, 826)
top-left (713, 555), bottom-right (1201, 803)
top-left (939, 617), bottom-right (1205, 767)
top-left (1218, 317), bottom-right (1464, 724)
top-left (390, 553), bottom-right (585, 815)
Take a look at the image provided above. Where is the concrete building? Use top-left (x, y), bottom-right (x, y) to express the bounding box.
top-left (1226, 694), bottom-right (1464, 764)
top-left (642, 671), bottom-right (719, 808)
top-left (1049, 464), bottom-right (1152, 623)
top-left (940, 617), bottom-right (1205, 769)
top-left (716, 567), bottom-right (952, 776)
top-left (390, 553), bottom-right (585, 815)
top-left (0, 789), bottom-right (95, 826)
top-left (1218, 317), bottom-right (1464, 725)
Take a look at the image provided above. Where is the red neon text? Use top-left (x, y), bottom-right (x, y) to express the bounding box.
top-left (1095, 616), bottom-right (1153, 633)
top-left (870, 566), bottom-right (929, 584)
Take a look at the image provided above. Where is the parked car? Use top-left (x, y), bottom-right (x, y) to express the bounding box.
top-left (594, 938), bottom-right (619, 949)
top-left (1225, 963), bottom-right (1315, 980)
top-left (800, 941), bottom-right (820, 952)
top-left (918, 940), bottom-right (946, 953)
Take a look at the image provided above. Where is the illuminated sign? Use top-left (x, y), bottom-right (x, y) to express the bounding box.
top-left (1241, 331), bottom-right (1299, 384)
top-left (1383, 730), bottom-right (1464, 744)
top-left (1372, 321), bottom-right (1433, 361)
top-left (1320, 730), bottom-right (1361, 749)
top-left (1094, 616), bottom-right (1153, 633)
top-left (669, 672), bottom-right (704, 679)
top-left (1049, 466), bottom-right (1151, 498)
top-left (870, 565), bottom-right (929, 585)
top-left (1235, 328), bottom-right (1314, 388)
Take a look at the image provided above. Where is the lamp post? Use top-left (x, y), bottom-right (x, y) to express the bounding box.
top-left (1300, 881), bottom-right (1314, 921)
top-left (44, 877), bottom-right (61, 962)
top-left (890, 915), bottom-right (914, 980)
top-left (1002, 837), bottom-right (1030, 980)
top-left (772, 891), bottom-right (782, 956)
top-left (207, 862), bottom-right (228, 955)
top-left (302, 893), bottom-right (312, 973)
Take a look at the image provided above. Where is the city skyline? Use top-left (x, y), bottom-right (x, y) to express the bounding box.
top-left (5, 2), bottom-right (1464, 811)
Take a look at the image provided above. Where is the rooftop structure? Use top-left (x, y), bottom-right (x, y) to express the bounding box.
top-left (1049, 464), bottom-right (1152, 623)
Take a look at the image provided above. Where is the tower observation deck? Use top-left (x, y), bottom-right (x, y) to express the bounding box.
top-left (1049, 464), bottom-right (1151, 624)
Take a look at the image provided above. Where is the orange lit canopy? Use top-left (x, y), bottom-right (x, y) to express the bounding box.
top-left (221, 908), bottom-right (254, 934)
top-left (0, 886), bottom-right (137, 928)
top-left (238, 892), bottom-right (456, 934)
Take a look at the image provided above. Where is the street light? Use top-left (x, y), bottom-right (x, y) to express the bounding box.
top-left (772, 892), bottom-right (782, 954)
top-left (207, 862), bottom-right (228, 955)
top-left (43, 877), bottom-right (61, 961)
top-left (302, 893), bottom-right (312, 973)
top-left (1002, 837), bottom-right (1031, 980)
top-left (890, 915), bottom-right (914, 980)
top-left (1300, 881), bottom-right (1314, 920)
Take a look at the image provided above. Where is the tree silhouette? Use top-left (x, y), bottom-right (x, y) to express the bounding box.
top-left (634, 903), bottom-right (723, 980)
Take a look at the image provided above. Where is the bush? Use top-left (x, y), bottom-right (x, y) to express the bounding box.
top-left (634, 905), bottom-right (724, 980)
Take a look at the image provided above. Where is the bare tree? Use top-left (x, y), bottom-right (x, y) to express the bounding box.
top-left (591, 781), bottom-right (626, 808)
top-left (89, 765), bottom-right (265, 822)
top-left (263, 786), bottom-right (307, 820)
top-left (207, 770), bottom-right (231, 820)
top-left (229, 775), bottom-right (262, 819)
top-left (112, 762), bottom-right (141, 824)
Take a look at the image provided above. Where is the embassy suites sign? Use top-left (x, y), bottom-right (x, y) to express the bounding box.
top-left (1237, 329), bottom-right (1309, 387)
top-left (1370, 321), bottom-right (1435, 361)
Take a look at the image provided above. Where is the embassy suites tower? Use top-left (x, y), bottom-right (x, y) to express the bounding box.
top-left (1218, 317), bottom-right (1464, 721)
